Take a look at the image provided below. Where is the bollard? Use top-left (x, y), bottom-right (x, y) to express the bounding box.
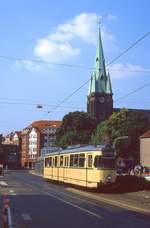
top-left (2, 195), bottom-right (13, 228)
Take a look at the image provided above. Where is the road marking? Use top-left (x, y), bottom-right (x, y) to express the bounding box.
top-left (47, 192), bottom-right (103, 219)
top-left (67, 188), bottom-right (150, 215)
top-left (9, 189), bottom-right (16, 195)
top-left (22, 213), bottom-right (31, 221)
top-left (0, 181), bottom-right (8, 186)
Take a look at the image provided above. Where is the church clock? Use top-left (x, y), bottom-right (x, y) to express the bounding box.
top-left (99, 97), bottom-right (105, 103)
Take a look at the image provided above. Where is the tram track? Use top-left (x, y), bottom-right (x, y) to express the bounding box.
top-left (4, 171), bottom-right (150, 227)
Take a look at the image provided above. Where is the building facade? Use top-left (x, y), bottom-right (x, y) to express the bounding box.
top-left (140, 130), bottom-right (150, 168)
top-left (20, 120), bottom-right (62, 168)
top-left (0, 131), bottom-right (22, 169)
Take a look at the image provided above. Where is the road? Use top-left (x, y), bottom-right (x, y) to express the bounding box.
top-left (0, 170), bottom-right (150, 228)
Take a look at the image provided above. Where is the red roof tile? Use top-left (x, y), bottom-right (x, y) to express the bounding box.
top-left (28, 120), bottom-right (62, 130)
top-left (140, 129), bottom-right (150, 138)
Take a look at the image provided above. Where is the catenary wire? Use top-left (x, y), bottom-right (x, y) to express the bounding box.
top-left (0, 31), bottom-right (149, 117)
top-left (42, 31), bottom-right (150, 118)
top-left (114, 81), bottom-right (150, 103)
top-left (0, 100), bottom-right (85, 109)
top-left (0, 31), bottom-right (149, 70)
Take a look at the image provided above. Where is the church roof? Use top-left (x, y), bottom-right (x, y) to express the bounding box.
top-left (88, 28), bottom-right (112, 95)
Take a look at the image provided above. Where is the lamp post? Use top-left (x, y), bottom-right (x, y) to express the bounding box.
top-left (113, 136), bottom-right (129, 156)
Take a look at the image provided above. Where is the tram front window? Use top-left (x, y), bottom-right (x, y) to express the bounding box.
top-left (94, 156), bottom-right (115, 168)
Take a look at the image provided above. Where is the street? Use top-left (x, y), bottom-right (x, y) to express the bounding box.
top-left (0, 170), bottom-right (150, 228)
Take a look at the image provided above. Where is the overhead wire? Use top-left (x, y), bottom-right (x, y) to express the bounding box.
top-left (0, 55), bottom-right (93, 70)
top-left (0, 31), bottom-right (150, 117)
top-left (41, 30), bottom-right (150, 118)
top-left (0, 31), bottom-right (149, 70)
top-left (114, 81), bottom-right (150, 103)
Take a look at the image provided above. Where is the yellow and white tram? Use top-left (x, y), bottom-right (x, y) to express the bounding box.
top-left (43, 145), bottom-right (116, 189)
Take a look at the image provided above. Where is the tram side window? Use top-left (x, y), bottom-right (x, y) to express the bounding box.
top-left (54, 156), bottom-right (58, 167)
top-left (66, 157), bottom-right (69, 166)
top-left (79, 154), bottom-right (85, 167)
top-left (64, 156), bottom-right (69, 167)
top-left (74, 154), bottom-right (79, 167)
top-left (49, 157), bottom-right (52, 167)
top-left (45, 158), bottom-right (50, 167)
top-left (60, 156), bottom-right (63, 167)
top-left (88, 155), bottom-right (93, 167)
top-left (45, 157), bottom-right (52, 167)
top-left (70, 155), bottom-right (73, 167)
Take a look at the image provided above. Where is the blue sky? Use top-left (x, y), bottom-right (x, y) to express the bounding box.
top-left (0, 0), bottom-right (150, 133)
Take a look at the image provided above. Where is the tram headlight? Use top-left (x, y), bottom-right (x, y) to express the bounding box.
top-left (106, 174), bottom-right (112, 181)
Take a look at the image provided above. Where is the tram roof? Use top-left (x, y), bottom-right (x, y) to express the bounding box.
top-left (45, 144), bottom-right (114, 156)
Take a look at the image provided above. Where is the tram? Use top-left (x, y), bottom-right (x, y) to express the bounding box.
top-left (43, 145), bottom-right (116, 188)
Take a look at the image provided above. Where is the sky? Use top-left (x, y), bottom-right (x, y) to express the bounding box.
top-left (0, 0), bottom-right (150, 133)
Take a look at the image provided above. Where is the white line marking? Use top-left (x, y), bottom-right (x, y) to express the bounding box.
top-left (22, 213), bottom-right (31, 221)
top-left (9, 189), bottom-right (16, 195)
top-left (47, 192), bottom-right (103, 219)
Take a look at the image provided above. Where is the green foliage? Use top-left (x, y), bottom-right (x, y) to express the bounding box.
top-left (55, 111), bottom-right (97, 148)
top-left (91, 109), bottom-right (128, 145)
top-left (91, 108), bottom-right (150, 161)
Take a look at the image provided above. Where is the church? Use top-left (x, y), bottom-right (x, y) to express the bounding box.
top-left (87, 28), bottom-right (150, 123)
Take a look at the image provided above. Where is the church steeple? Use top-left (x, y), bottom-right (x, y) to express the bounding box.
top-left (88, 27), bottom-right (111, 95)
top-left (87, 26), bottom-right (113, 121)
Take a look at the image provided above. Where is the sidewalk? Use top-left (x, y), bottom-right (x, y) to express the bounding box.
top-left (67, 188), bottom-right (150, 214)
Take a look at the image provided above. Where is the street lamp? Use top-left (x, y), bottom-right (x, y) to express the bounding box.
top-left (113, 136), bottom-right (129, 156)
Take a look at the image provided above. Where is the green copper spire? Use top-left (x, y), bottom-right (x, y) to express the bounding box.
top-left (88, 72), bottom-right (97, 94)
top-left (88, 27), bottom-right (112, 95)
top-left (106, 71), bottom-right (112, 94)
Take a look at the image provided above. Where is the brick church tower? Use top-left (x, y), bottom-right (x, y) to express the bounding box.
top-left (87, 28), bottom-right (113, 122)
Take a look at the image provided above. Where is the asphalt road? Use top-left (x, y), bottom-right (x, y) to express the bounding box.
top-left (0, 170), bottom-right (150, 228)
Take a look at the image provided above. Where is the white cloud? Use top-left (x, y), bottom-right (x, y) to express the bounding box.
top-left (34, 13), bottom-right (101, 64)
top-left (109, 63), bottom-right (145, 79)
top-left (34, 13), bottom-right (116, 64)
top-left (57, 13), bottom-right (101, 44)
top-left (107, 14), bottom-right (117, 21)
top-left (34, 39), bottom-right (80, 62)
top-left (16, 13), bottom-right (117, 71)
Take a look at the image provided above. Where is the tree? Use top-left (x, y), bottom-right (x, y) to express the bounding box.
top-left (91, 109), bottom-right (150, 162)
top-left (55, 111), bottom-right (97, 148)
